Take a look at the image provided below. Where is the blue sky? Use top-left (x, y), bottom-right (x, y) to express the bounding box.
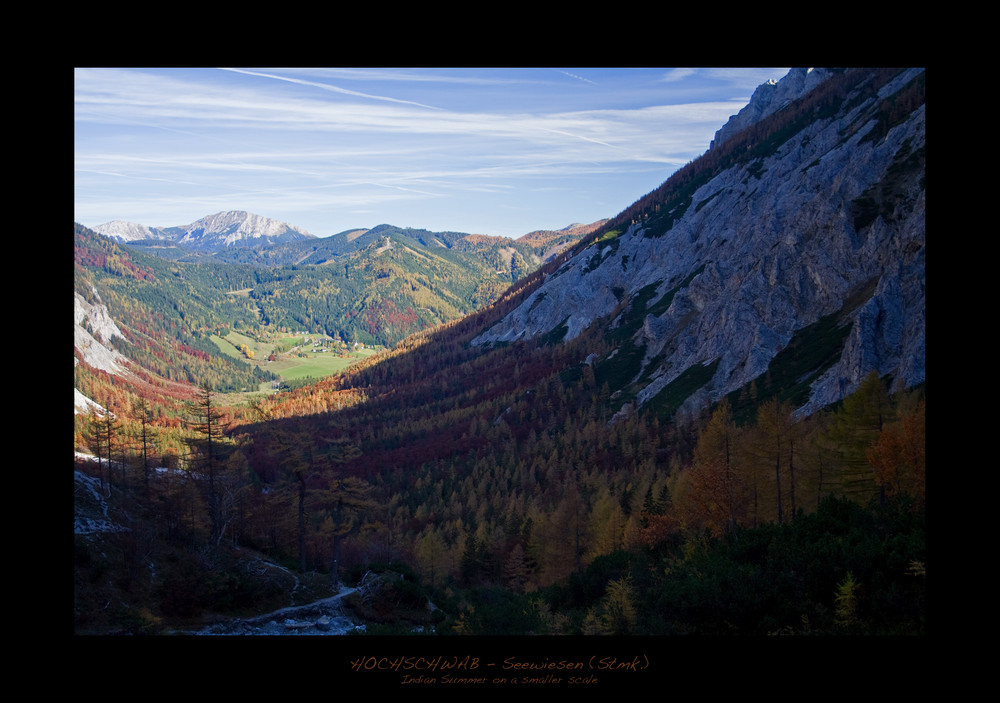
top-left (74, 67), bottom-right (790, 238)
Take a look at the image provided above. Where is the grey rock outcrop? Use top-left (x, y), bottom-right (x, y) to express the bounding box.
top-left (710, 68), bottom-right (835, 150)
top-left (473, 68), bottom-right (925, 419)
top-left (74, 289), bottom-right (129, 377)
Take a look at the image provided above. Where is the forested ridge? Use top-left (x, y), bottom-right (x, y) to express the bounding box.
top-left (75, 224), bottom-right (274, 405)
top-left (73, 218), bottom-right (586, 456)
top-left (77, 220), bottom-right (583, 353)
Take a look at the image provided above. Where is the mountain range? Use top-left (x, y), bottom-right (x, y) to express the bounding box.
top-left (92, 210), bottom-right (315, 252)
top-left (91, 211), bottom-right (598, 266)
top-left (74, 212), bottom-right (602, 401)
top-left (76, 66), bottom-right (926, 423)
top-left (76, 67), bottom-right (925, 422)
top-left (74, 67), bottom-right (926, 637)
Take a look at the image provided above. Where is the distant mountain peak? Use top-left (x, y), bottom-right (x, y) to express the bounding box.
top-left (92, 211), bottom-right (316, 252)
top-left (176, 211), bottom-right (315, 248)
top-left (710, 68), bottom-right (836, 150)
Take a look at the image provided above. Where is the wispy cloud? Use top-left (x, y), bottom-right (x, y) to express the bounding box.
top-left (75, 67), bottom-right (790, 236)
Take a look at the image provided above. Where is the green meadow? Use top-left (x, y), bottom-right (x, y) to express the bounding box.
top-left (211, 330), bottom-right (379, 383)
top-left (268, 348), bottom-right (376, 380)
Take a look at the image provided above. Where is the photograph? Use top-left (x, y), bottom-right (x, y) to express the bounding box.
top-left (74, 66), bottom-right (926, 684)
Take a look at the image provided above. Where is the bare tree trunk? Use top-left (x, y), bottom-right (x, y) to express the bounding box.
top-left (298, 474), bottom-right (307, 571)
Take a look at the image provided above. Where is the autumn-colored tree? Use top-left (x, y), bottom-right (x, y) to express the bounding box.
top-left (637, 511), bottom-right (682, 549)
top-left (317, 475), bottom-right (375, 586)
top-left (503, 543), bottom-right (530, 593)
top-left (586, 481), bottom-right (626, 561)
top-left (270, 428), bottom-right (315, 570)
top-left (135, 396), bottom-right (154, 498)
top-left (867, 395), bottom-right (925, 507)
top-left (753, 398), bottom-right (802, 524)
top-left (794, 411), bottom-right (837, 512)
top-left (827, 372), bottom-right (893, 504)
top-left (185, 382), bottom-right (233, 546)
top-left (581, 574), bottom-right (636, 635)
top-left (415, 526), bottom-right (449, 589)
top-left (84, 405), bottom-right (113, 494)
top-left (675, 399), bottom-right (748, 536)
top-left (601, 573), bottom-right (637, 635)
top-left (533, 475), bottom-right (587, 586)
top-left (834, 571), bottom-right (862, 632)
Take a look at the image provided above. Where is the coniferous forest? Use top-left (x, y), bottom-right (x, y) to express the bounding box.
top-left (74, 228), bottom-right (925, 637)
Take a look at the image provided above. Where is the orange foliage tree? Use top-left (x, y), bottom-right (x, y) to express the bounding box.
top-left (673, 400), bottom-right (749, 537)
top-left (867, 396), bottom-right (925, 507)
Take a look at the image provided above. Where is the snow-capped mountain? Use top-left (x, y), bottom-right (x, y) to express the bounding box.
top-left (172, 211), bottom-right (315, 250)
top-left (90, 220), bottom-right (173, 243)
top-left (92, 210), bottom-right (316, 252)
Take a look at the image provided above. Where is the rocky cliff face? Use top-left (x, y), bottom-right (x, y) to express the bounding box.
top-left (74, 289), bottom-right (130, 382)
top-left (473, 68), bottom-right (925, 419)
top-left (709, 68), bottom-right (836, 150)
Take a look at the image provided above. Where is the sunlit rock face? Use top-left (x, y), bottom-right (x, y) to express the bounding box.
top-left (474, 68), bottom-right (925, 418)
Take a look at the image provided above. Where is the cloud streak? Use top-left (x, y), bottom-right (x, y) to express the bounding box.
top-left (219, 67), bottom-right (445, 110)
top-left (75, 67), bottom-right (790, 237)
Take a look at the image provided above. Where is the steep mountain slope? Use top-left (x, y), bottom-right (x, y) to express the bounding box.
top-left (74, 224), bottom-right (275, 398)
top-left (473, 67), bottom-right (925, 420)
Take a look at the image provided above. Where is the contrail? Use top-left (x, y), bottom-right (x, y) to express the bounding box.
top-left (555, 69), bottom-right (597, 85)
top-left (219, 68), bottom-right (443, 110)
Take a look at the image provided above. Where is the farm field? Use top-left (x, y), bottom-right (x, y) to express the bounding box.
top-left (211, 330), bottom-right (380, 383)
top-left (268, 347), bottom-right (377, 381)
